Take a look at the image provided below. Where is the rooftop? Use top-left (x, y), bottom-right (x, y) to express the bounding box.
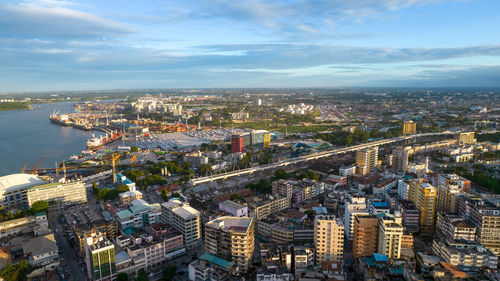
top-left (23, 234), bottom-right (57, 257)
top-left (199, 253), bottom-right (234, 270)
top-left (207, 216), bottom-right (253, 233)
top-left (0, 174), bottom-right (44, 194)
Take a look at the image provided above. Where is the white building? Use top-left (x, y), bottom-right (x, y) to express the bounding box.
top-left (161, 199), bottom-right (201, 249)
top-left (344, 195), bottom-right (369, 241)
top-left (116, 199), bottom-right (161, 230)
top-left (218, 200), bottom-right (248, 217)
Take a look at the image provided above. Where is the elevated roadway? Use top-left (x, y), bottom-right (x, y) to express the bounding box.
top-left (189, 132), bottom-right (457, 186)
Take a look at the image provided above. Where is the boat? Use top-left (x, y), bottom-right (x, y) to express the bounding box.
top-left (49, 111), bottom-right (73, 126)
top-left (86, 130), bottom-right (123, 150)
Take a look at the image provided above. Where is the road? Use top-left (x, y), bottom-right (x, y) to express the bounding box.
top-left (49, 210), bottom-right (88, 281)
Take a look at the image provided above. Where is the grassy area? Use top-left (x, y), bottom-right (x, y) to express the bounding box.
top-left (0, 102), bottom-right (30, 111)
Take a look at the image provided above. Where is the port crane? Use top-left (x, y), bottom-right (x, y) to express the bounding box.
top-left (112, 153), bottom-right (120, 183)
top-left (32, 157), bottom-right (44, 175)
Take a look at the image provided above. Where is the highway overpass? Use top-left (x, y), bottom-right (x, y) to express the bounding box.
top-left (189, 132), bottom-right (457, 186)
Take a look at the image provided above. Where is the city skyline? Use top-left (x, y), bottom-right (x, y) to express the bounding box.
top-left (1, 0), bottom-right (500, 92)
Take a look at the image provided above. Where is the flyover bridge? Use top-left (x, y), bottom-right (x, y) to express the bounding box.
top-left (189, 132), bottom-right (457, 186)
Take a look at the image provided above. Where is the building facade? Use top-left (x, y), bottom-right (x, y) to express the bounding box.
top-left (314, 215), bottom-right (344, 263)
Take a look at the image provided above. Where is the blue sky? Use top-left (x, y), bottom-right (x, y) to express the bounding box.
top-left (1, 0), bottom-right (500, 92)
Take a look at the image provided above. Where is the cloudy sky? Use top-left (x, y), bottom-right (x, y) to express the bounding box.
top-left (1, 0), bottom-right (499, 92)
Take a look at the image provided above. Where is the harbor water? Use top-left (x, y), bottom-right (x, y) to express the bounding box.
top-left (0, 101), bottom-right (104, 176)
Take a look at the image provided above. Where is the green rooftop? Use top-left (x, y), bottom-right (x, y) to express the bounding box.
top-left (199, 253), bottom-right (234, 270)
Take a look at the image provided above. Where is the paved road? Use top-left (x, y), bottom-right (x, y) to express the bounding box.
top-left (49, 210), bottom-right (88, 281)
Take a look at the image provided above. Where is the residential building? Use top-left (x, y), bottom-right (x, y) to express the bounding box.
top-left (344, 195), bottom-right (369, 240)
top-left (26, 180), bottom-right (87, 208)
top-left (161, 199), bottom-right (201, 250)
top-left (408, 180), bottom-right (437, 233)
top-left (436, 213), bottom-right (476, 243)
top-left (352, 215), bottom-right (379, 259)
top-left (377, 212), bottom-right (404, 260)
top-left (188, 253), bottom-right (237, 281)
top-left (356, 147), bottom-right (378, 175)
top-left (339, 165), bottom-right (356, 177)
top-left (23, 233), bottom-right (59, 271)
top-left (314, 215), bottom-right (344, 263)
top-left (368, 200), bottom-right (390, 216)
top-left (392, 146), bottom-right (411, 173)
top-left (432, 239), bottom-right (498, 271)
top-left (403, 121), bottom-right (416, 135)
top-left (272, 180), bottom-right (293, 199)
top-left (437, 182), bottom-right (461, 213)
top-left (118, 190), bottom-right (143, 206)
top-left (116, 199), bottom-right (161, 230)
top-left (249, 195), bottom-right (290, 220)
top-left (398, 200), bottom-right (420, 233)
top-left (438, 174), bottom-right (471, 193)
top-left (205, 216), bottom-right (255, 274)
top-left (458, 196), bottom-right (500, 257)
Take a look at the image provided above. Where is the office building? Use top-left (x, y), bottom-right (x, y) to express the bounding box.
top-left (26, 181), bottom-right (87, 208)
top-left (314, 215), bottom-right (344, 263)
top-left (0, 173), bottom-right (45, 208)
top-left (403, 121), bottom-right (416, 135)
top-left (205, 216), bottom-right (255, 274)
top-left (161, 199), bottom-right (201, 250)
top-left (251, 130), bottom-right (269, 147)
top-left (356, 147), bottom-right (378, 175)
top-left (116, 199), bottom-right (161, 230)
top-left (263, 133), bottom-right (271, 148)
top-left (392, 146), bottom-right (411, 173)
top-left (352, 215), bottom-right (379, 259)
top-left (377, 212), bottom-right (404, 260)
top-left (231, 132), bottom-right (250, 153)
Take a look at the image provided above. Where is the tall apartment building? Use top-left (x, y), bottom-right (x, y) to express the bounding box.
top-left (458, 196), bottom-right (500, 257)
top-left (403, 121), bottom-right (416, 135)
top-left (314, 215), bottom-right (344, 263)
top-left (408, 180), bottom-right (437, 233)
top-left (272, 179), bottom-right (294, 199)
top-left (398, 200), bottom-right (420, 233)
top-left (161, 199), bottom-right (201, 250)
top-left (352, 215), bottom-right (379, 259)
top-left (26, 180), bottom-right (87, 208)
top-left (205, 216), bottom-right (255, 274)
top-left (436, 182), bottom-right (461, 213)
top-left (438, 173), bottom-right (471, 193)
top-left (457, 132), bottom-right (476, 145)
top-left (344, 195), bottom-right (370, 241)
top-left (356, 147), bottom-right (378, 175)
top-left (392, 146), bottom-right (411, 173)
top-left (84, 235), bottom-right (117, 281)
top-left (376, 212), bottom-right (404, 260)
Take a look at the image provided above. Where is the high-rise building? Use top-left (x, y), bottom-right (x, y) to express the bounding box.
top-left (352, 215), bottom-right (379, 259)
top-left (457, 132), bottom-right (476, 145)
top-left (344, 195), bottom-right (369, 241)
top-left (376, 212), bottom-right (404, 259)
top-left (84, 234), bottom-right (116, 281)
top-left (403, 121), bottom-right (416, 135)
top-left (314, 215), bottom-right (344, 263)
top-left (356, 147), bottom-right (378, 175)
top-left (392, 146), bottom-right (411, 173)
top-left (161, 199), bottom-right (201, 250)
top-left (205, 216), bottom-right (255, 274)
top-left (263, 133), bottom-right (271, 148)
top-left (231, 132), bottom-right (251, 153)
top-left (408, 180), bottom-right (437, 233)
top-left (436, 182), bottom-right (461, 213)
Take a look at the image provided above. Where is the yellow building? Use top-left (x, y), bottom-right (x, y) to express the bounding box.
top-left (409, 180), bottom-right (437, 233)
top-left (457, 132), bottom-right (476, 145)
top-left (356, 147), bottom-right (378, 175)
top-left (314, 215), bottom-right (344, 263)
top-left (205, 217), bottom-right (255, 274)
top-left (263, 133), bottom-right (271, 148)
top-left (376, 212), bottom-right (404, 259)
top-left (403, 121), bottom-right (417, 135)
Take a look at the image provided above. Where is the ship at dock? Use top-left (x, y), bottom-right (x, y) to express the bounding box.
top-left (86, 130), bottom-right (123, 150)
top-left (49, 111), bottom-right (73, 126)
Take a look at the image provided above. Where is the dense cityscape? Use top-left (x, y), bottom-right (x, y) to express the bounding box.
top-left (0, 89), bottom-right (498, 281)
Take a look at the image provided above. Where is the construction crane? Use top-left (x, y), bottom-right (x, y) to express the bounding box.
top-left (130, 154), bottom-right (137, 164)
top-left (55, 161), bottom-right (69, 182)
top-left (112, 153), bottom-right (120, 183)
top-left (32, 157), bottom-right (44, 175)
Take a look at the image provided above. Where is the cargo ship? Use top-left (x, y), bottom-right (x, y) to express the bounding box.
top-left (49, 111), bottom-right (73, 126)
top-left (86, 130), bottom-right (123, 150)
top-left (72, 118), bottom-right (93, 131)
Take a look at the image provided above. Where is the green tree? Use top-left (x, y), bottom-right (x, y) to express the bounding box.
top-left (274, 169), bottom-right (289, 180)
top-left (162, 265), bottom-right (177, 281)
top-left (161, 189), bottom-right (169, 201)
top-left (117, 272), bottom-right (129, 281)
top-left (0, 260), bottom-right (31, 281)
top-left (31, 200), bottom-right (49, 213)
top-left (130, 146), bottom-right (139, 152)
top-left (135, 269), bottom-right (149, 281)
top-left (199, 164), bottom-right (213, 175)
top-left (230, 193), bottom-right (246, 203)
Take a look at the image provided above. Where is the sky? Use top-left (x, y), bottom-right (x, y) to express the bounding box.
top-left (1, 0), bottom-right (500, 92)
